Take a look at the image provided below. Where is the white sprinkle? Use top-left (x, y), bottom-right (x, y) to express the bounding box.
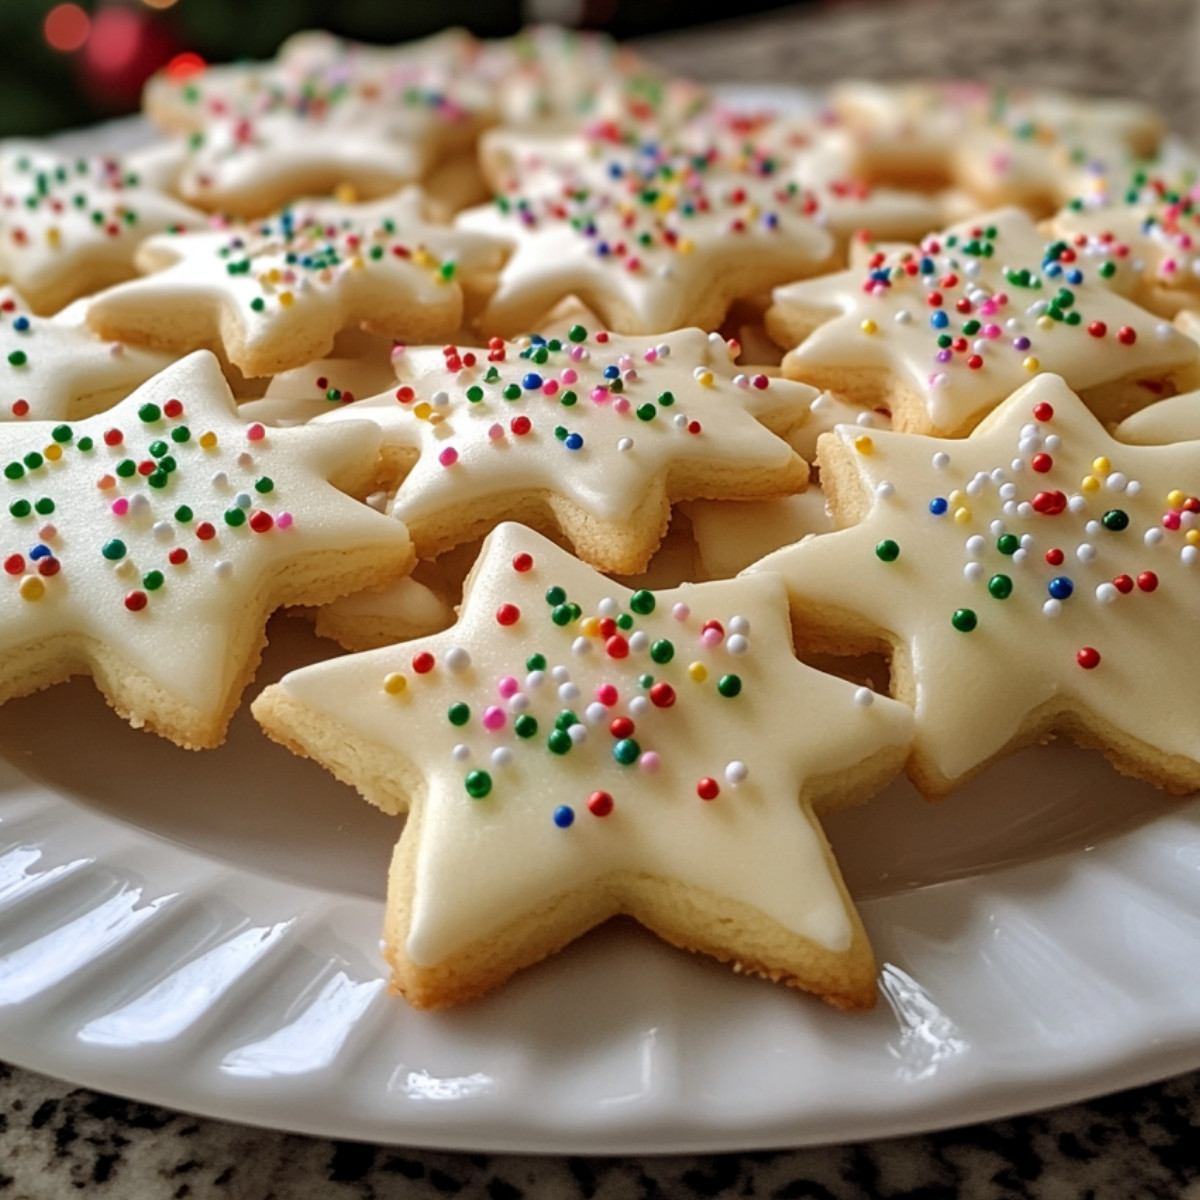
top-left (558, 682), bottom-right (580, 702)
top-left (1145, 527), bottom-right (1164, 546)
top-left (1043, 598), bottom-right (1062, 617)
top-left (656, 343), bottom-right (670, 359)
top-left (629, 695), bottom-right (650, 717)
top-left (551, 665), bottom-right (570, 683)
top-left (490, 747), bottom-right (512, 768)
top-left (572, 636), bottom-right (591, 656)
top-left (992, 469), bottom-right (1008, 486)
top-left (1044, 434), bottom-right (1061, 452)
top-left (1003, 501), bottom-right (1019, 518)
top-left (152, 521), bottom-right (174, 542)
top-left (235, 492), bottom-right (252, 509)
top-left (525, 669), bottom-right (546, 689)
top-left (726, 634), bottom-right (749, 655)
top-left (1020, 533), bottom-right (1034, 548)
top-left (211, 471), bottom-right (229, 489)
top-left (853, 687), bottom-right (874, 707)
top-left (129, 493), bottom-right (150, 515)
top-left (1105, 472), bottom-right (1128, 492)
top-left (1011, 458), bottom-right (1025, 473)
top-left (989, 518), bottom-right (1005, 536)
top-left (1077, 543), bottom-right (1097, 562)
top-left (673, 413), bottom-right (688, 428)
top-left (114, 558), bottom-right (136, 579)
top-left (214, 560), bottom-right (233, 578)
top-left (452, 744), bottom-right (471, 762)
top-left (932, 451), bottom-right (950, 470)
top-left (729, 615), bottom-right (750, 635)
top-left (1012, 548), bottom-right (1027, 565)
top-left (445, 646), bottom-right (470, 671)
top-left (237, 451), bottom-right (254, 468)
top-left (508, 693), bottom-right (529, 713)
top-left (1018, 436), bottom-right (1041, 455)
top-left (967, 478), bottom-right (984, 497)
top-left (1085, 520), bottom-right (1102, 536)
top-left (432, 390), bottom-right (450, 407)
top-left (1067, 495), bottom-right (1087, 513)
top-left (1184, 545), bottom-right (1199, 565)
top-left (856, 411), bottom-right (878, 428)
top-left (1157, 321), bottom-right (1176, 339)
top-left (876, 481), bottom-right (895, 500)
top-left (585, 701), bottom-right (607, 723)
top-left (598, 597), bottom-right (619, 617)
top-left (725, 760), bottom-right (749, 784)
top-left (894, 309), bottom-right (912, 324)
top-left (567, 723), bottom-right (588, 745)
top-left (1126, 480), bottom-right (1142, 497)
top-left (964, 562), bottom-right (984, 582)
top-left (965, 535), bottom-right (987, 557)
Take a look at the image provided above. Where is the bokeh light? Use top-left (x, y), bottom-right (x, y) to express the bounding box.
top-left (84, 6), bottom-right (144, 75)
top-left (44, 4), bottom-right (91, 54)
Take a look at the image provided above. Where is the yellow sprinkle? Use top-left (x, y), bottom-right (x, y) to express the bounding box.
top-left (413, 401), bottom-right (432, 420)
top-left (428, 412), bottom-right (445, 426)
top-left (413, 248), bottom-right (435, 268)
top-left (688, 662), bottom-right (708, 683)
top-left (745, 203), bottom-right (759, 220)
top-left (695, 369), bottom-right (714, 387)
top-left (19, 575), bottom-right (44, 601)
top-left (1081, 475), bottom-right (1100, 492)
top-left (1093, 456), bottom-right (1111, 474)
top-left (954, 506), bottom-right (971, 524)
top-left (198, 431), bottom-right (218, 450)
top-left (854, 435), bottom-right (874, 455)
top-left (580, 616), bottom-right (601, 637)
top-left (948, 489), bottom-right (965, 507)
top-left (677, 238), bottom-right (694, 254)
top-left (1168, 488), bottom-right (1186, 508)
top-left (44, 443), bottom-right (62, 462)
top-left (1036, 315), bottom-right (1054, 331)
top-left (349, 256), bottom-right (365, 270)
top-left (654, 193), bottom-right (675, 214)
top-left (267, 267), bottom-right (282, 285)
top-left (46, 227), bottom-right (61, 249)
top-left (1188, 529), bottom-right (1200, 546)
top-left (383, 672), bottom-right (407, 695)
top-left (860, 318), bottom-right (878, 334)
top-left (278, 290), bottom-right (294, 307)
top-left (1022, 356), bottom-right (1040, 372)
top-left (334, 182), bottom-right (359, 205)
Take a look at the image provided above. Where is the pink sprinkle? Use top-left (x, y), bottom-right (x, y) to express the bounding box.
top-left (622, 369), bottom-right (638, 385)
top-left (643, 348), bottom-right (658, 363)
top-left (672, 602), bottom-right (690, 622)
top-left (497, 675), bottom-right (519, 698)
top-left (613, 397), bottom-right (631, 415)
top-left (752, 374), bottom-right (769, 389)
top-left (391, 343), bottom-right (407, 359)
top-left (596, 683), bottom-right (618, 706)
top-left (982, 323), bottom-right (1001, 339)
top-left (639, 752), bottom-right (660, 773)
top-left (247, 423), bottom-right (265, 442)
top-left (979, 299), bottom-right (999, 317)
top-left (277, 512), bottom-right (293, 529)
top-left (488, 423), bottom-right (504, 441)
top-left (542, 379), bottom-right (559, 397)
top-left (569, 345), bottom-right (586, 363)
top-left (111, 498), bottom-right (129, 516)
top-left (560, 368), bottom-right (578, 385)
top-left (1164, 511), bottom-right (1182, 530)
top-left (483, 705), bottom-right (506, 731)
top-left (701, 627), bottom-right (723, 648)
top-left (590, 386), bottom-right (609, 403)
top-left (38, 524), bottom-right (56, 540)
top-left (439, 447), bottom-right (459, 467)
top-left (618, 355), bottom-right (634, 371)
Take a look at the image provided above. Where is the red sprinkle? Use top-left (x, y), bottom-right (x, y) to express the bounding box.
top-left (3, 554), bottom-right (22, 575)
top-left (649, 682), bottom-right (676, 708)
top-left (103, 428), bottom-right (123, 446)
top-left (605, 635), bottom-right (629, 659)
top-left (249, 511), bottom-right (273, 533)
top-left (697, 777), bottom-right (720, 801)
top-left (1137, 571), bottom-right (1159, 592)
top-left (512, 552), bottom-right (533, 572)
top-left (36, 557), bottom-right (59, 576)
top-left (588, 791), bottom-right (614, 817)
top-left (1113, 574), bottom-right (1134, 594)
top-left (163, 398), bottom-right (184, 418)
top-left (1032, 490), bottom-right (1067, 515)
top-left (1033, 402), bottom-right (1055, 422)
top-left (195, 522), bottom-right (216, 541)
top-left (1076, 647), bottom-right (1101, 669)
top-left (1031, 453), bottom-right (1053, 473)
top-left (1045, 547), bottom-right (1064, 565)
top-left (124, 590), bottom-right (148, 612)
top-left (610, 716), bottom-right (635, 739)
top-left (412, 651), bottom-right (435, 674)
top-left (1117, 326), bottom-right (1137, 345)
top-left (168, 547), bottom-right (188, 565)
top-left (496, 603), bottom-right (520, 626)
top-left (10, 399), bottom-right (28, 417)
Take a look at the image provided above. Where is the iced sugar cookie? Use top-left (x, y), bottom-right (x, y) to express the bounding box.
top-left (0, 351), bottom-right (412, 747)
top-left (0, 143), bottom-right (206, 315)
top-left (0, 287), bottom-right (176, 423)
top-left (252, 522), bottom-right (913, 1010)
top-left (311, 574), bottom-right (456, 652)
top-left (86, 190), bottom-right (508, 378)
top-left (768, 208), bottom-right (1199, 436)
top-left (456, 165), bottom-right (835, 337)
top-left (314, 324), bottom-right (815, 573)
top-left (751, 372), bottom-right (1200, 797)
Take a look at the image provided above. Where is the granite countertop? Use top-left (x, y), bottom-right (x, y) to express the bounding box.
top-left (8, 0), bottom-right (1200, 1196)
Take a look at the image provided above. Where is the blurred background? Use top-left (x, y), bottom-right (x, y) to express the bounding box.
top-left (0, 0), bottom-right (806, 135)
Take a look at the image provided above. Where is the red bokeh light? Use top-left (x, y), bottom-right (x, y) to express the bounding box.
top-left (44, 4), bottom-right (91, 53)
top-left (165, 51), bottom-right (206, 80)
top-left (84, 6), bottom-right (143, 75)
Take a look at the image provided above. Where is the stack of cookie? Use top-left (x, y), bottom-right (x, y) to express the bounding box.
top-left (4, 29), bottom-right (1199, 1012)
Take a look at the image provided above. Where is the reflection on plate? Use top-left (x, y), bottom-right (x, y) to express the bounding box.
top-left (2, 615), bottom-right (1199, 1153)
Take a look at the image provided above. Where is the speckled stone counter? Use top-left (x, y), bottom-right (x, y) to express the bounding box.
top-left (8, 1), bottom-right (1200, 1196)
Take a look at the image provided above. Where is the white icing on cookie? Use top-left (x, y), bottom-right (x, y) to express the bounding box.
top-left (750, 373), bottom-right (1200, 792)
top-left (86, 189), bottom-right (508, 378)
top-left (314, 325), bottom-right (816, 569)
top-left (770, 207), bottom-right (1199, 435)
top-left (0, 286), bottom-right (175, 423)
top-left (0, 350), bottom-right (410, 740)
top-left (269, 522), bottom-right (912, 971)
top-left (0, 143), bottom-right (206, 315)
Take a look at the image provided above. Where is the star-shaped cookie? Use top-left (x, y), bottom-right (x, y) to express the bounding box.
top-left (0, 143), bottom-right (206, 315)
top-left (85, 189), bottom-right (508, 378)
top-left (456, 164), bottom-right (835, 336)
top-left (0, 286), bottom-right (176, 422)
top-left (750, 372), bottom-right (1200, 797)
top-left (767, 208), bottom-right (1199, 436)
top-left (0, 351), bottom-right (411, 747)
top-left (253, 522), bottom-right (913, 1009)
top-left (315, 323), bottom-right (815, 573)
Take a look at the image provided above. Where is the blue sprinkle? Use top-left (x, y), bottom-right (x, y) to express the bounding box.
top-left (1066, 268), bottom-right (1083, 285)
top-left (930, 310), bottom-right (950, 329)
top-left (1048, 576), bottom-right (1074, 600)
top-left (522, 373), bottom-right (543, 390)
top-left (595, 241), bottom-right (610, 256)
top-left (762, 212), bottom-right (779, 229)
top-left (530, 334), bottom-right (546, 346)
top-left (919, 256), bottom-right (934, 275)
top-left (12, 316), bottom-right (30, 333)
top-left (1044, 261), bottom-right (1062, 278)
top-left (929, 497), bottom-right (948, 515)
top-left (607, 163), bottom-right (623, 178)
top-left (603, 364), bottom-right (620, 379)
top-left (28, 543), bottom-right (50, 560)
top-left (565, 433), bottom-right (584, 451)
top-left (553, 805), bottom-right (575, 828)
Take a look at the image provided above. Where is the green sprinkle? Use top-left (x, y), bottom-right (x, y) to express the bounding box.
top-left (8, 499), bottom-right (31, 518)
top-left (613, 738), bottom-right (640, 765)
top-left (224, 508), bottom-right (246, 527)
top-left (171, 426), bottom-right (191, 444)
top-left (3, 463), bottom-right (23, 480)
top-left (717, 674), bottom-right (742, 698)
top-left (465, 770), bottom-right (492, 799)
top-left (51, 425), bottom-right (72, 444)
top-left (143, 570), bottom-right (164, 591)
top-left (115, 459), bottom-right (136, 478)
top-left (8, 350), bottom-right (27, 367)
top-left (1102, 508), bottom-right (1129, 531)
top-left (250, 297), bottom-right (266, 313)
top-left (33, 497), bottom-right (53, 515)
top-left (568, 324), bottom-right (587, 342)
top-left (560, 389), bottom-right (577, 407)
top-left (997, 534), bottom-right (1020, 555)
top-left (547, 728), bottom-right (572, 755)
top-left (875, 539), bottom-right (900, 562)
top-left (77, 436), bottom-right (93, 452)
top-left (630, 589), bottom-right (655, 615)
top-left (138, 403), bottom-right (161, 423)
top-left (503, 383), bottom-right (521, 401)
top-left (102, 538), bottom-right (126, 561)
top-left (466, 385), bottom-right (484, 402)
top-left (526, 653), bottom-right (546, 671)
top-left (951, 608), bottom-right (978, 632)
top-left (545, 585), bottom-right (566, 606)
top-left (448, 702), bottom-right (470, 726)
top-left (175, 505), bottom-right (193, 523)
top-left (636, 403), bottom-right (656, 421)
top-left (988, 574), bottom-right (1013, 599)
top-left (254, 476), bottom-right (274, 494)
top-left (657, 390), bottom-right (675, 407)
top-left (650, 638), bottom-right (674, 663)
top-left (514, 714), bottom-right (538, 738)
top-left (23, 451), bottom-right (42, 470)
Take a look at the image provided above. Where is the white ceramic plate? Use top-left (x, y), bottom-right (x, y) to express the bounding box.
top-left (2, 615), bottom-right (1200, 1153)
top-left (5, 88), bottom-right (1200, 1155)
